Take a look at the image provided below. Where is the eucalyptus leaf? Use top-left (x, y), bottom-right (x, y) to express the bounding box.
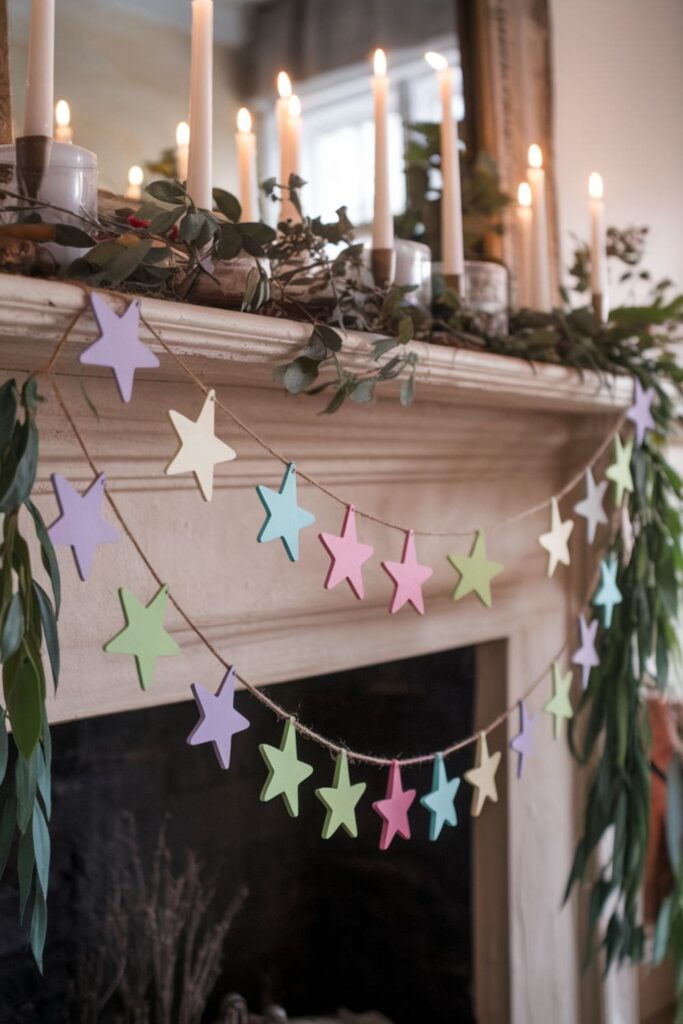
top-left (0, 709), bottom-right (7, 787)
top-left (25, 500), bottom-right (61, 617)
top-left (30, 886), bottom-right (47, 974)
top-left (32, 803), bottom-right (50, 897)
top-left (0, 378), bottom-right (17, 446)
top-left (144, 179), bottom-right (186, 204)
top-left (1, 592), bottom-right (24, 660)
top-left (282, 358), bottom-right (319, 395)
top-left (15, 748), bottom-right (38, 835)
top-left (53, 224), bottom-right (95, 248)
top-left (0, 419), bottom-right (38, 511)
top-left (350, 380), bottom-right (375, 404)
top-left (212, 188), bottom-right (241, 223)
top-left (0, 794), bottom-right (16, 881)
top-left (667, 758), bottom-right (683, 870)
top-left (4, 653), bottom-right (43, 760)
top-left (17, 825), bottom-right (34, 923)
top-left (32, 581), bottom-right (59, 690)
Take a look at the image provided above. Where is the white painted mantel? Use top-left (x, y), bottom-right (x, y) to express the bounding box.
top-left (0, 275), bottom-right (634, 1024)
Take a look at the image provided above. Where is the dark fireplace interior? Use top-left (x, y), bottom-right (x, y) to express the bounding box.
top-left (0, 646), bottom-right (475, 1023)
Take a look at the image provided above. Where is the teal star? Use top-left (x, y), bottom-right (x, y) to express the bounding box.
top-left (420, 753), bottom-right (460, 841)
top-left (593, 557), bottom-right (623, 628)
top-left (256, 462), bottom-right (316, 562)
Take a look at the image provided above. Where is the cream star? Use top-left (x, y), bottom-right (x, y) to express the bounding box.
top-left (538, 498), bottom-right (574, 577)
top-left (573, 469), bottom-right (608, 544)
top-left (464, 732), bottom-right (501, 818)
top-left (166, 390), bottom-right (236, 501)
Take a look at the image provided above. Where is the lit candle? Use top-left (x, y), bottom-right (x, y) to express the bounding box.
top-left (425, 51), bottom-right (464, 292)
top-left (54, 99), bottom-right (72, 143)
top-left (175, 121), bottom-right (190, 183)
top-left (235, 107), bottom-right (257, 222)
top-left (24, 0), bottom-right (55, 138)
top-left (527, 144), bottom-right (552, 312)
top-left (276, 70), bottom-right (292, 187)
top-left (516, 182), bottom-right (532, 309)
top-left (126, 165), bottom-right (144, 202)
top-left (588, 172), bottom-right (608, 321)
top-left (187, 0), bottom-right (213, 210)
top-left (372, 47), bottom-right (393, 265)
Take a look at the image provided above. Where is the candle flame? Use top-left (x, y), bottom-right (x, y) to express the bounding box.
top-left (237, 107), bottom-right (252, 133)
top-left (425, 51), bottom-right (448, 71)
top-left (128, 165), bottom-right (144, 187)
top-left (55, 100), bottom-right (70, 128)
top-left (528, 144), bottom-right (543, 169)
top-left (588, 171), bottom-right (604, 200)
top-left (373, 48), bottom-right (387, 76)
top-left (288, 94), bottom-right (301, 118)
top-left (176, 121), bottom-right (190, 147)
top-left (517, 182), bottom-right (532, 208)
top-left (277, 71), bottom-right (292, 99)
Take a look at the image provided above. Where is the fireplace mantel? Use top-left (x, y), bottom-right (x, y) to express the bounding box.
top-left (0, 274), bottom-right (635, 1024)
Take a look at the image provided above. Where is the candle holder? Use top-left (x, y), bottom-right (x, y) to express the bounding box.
top-left (394, 239), bottom-right (431, 307)
top-left (0, 139), bottom-right (98, 271)
top-left (371, 247), bottom-right (396, 289)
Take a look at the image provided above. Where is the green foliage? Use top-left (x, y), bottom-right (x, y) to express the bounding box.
top-left (0, 379), bottom-right (59, 972)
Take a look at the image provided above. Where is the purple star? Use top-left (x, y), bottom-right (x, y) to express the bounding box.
top-left (80, 293), bottom-right (159, 403)
top-left (509, 700), bottom-right (536, 778)
top-left (48, 473), bottom-right (120, 580)
top-left (626, 378), bottom-right (655, 446)
top-left (571, 614), bottom-right (600, 690)
top-left (186, 667), bottom-right (250, 769)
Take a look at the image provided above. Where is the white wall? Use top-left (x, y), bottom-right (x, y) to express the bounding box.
top-left (6, 0), bottom-right (241, 197)
top-left (551, 0), bottom-right (683, 296)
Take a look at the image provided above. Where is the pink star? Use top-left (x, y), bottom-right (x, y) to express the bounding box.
top-left (80, 293), bottom-right (160, 403)
top-left (319, 505), bottom-right (374, 599)
top-left (381, 530), bottom-right (433, 615)
top-left (372, 761), bottom-right (416, 850)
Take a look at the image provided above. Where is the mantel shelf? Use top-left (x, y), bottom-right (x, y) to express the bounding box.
top-left (0, 274), bottom-right (633, 414)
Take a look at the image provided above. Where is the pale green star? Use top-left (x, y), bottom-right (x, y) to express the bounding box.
top-left (605, 435), bottom-right (634, 506)
top-left (104, 584), bottom-right (179, 690)
top-left (420, 753), bottom-right (460, 841)
top-left (259, 718), bottom-right (314, 817)
top-left (543, 662), bottom-right (574, 739)
top-left (448, 529), bottom-right (504, 608)
top-left (315, 752), bottom-right (366, 839)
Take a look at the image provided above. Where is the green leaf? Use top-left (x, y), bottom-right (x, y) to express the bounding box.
top-left (15, 748), bottom-right (38, 834)
top-left (17, 825), bottom-right (34, 923)
top-left (0, 419), bottom-right (38, 511)
top-left (282, 358), bottom-right (320, 395)
top-left (4, 652), bottom-right (43, 760)
top-left (213, 188), bottom-right (242, 223)
top-left (32, 582), bottom-right (59, 690)
top-left (350, 380), bottom-right (375, 404)
top-left (0, 378), bottom-right (17, 445)
top-left (667, 757), bottom-right (683, 870)
top-left (144, 179), bottom-right (186, 204)
top-left (0, 709), bottom-right (7, 786)
top-left (214, 225), bottom-right (243, 261)
top-left (32, 802), bottom-right (49, 897)
top-left (99, 239), bottom-right (154, 286)
top-left (321, 388), bottom-right (347, 415)
top-left (238, 222), bottom-right (276, 244)
top-left (316, 324), bottom-right (343, 352)
top-left (52, 224), bottom-right (95, 248)
top-left (148, 206), bottom-right (184, 234)
top-left (397, 316), bottom-right (413, 344)
top-left (25, 500), bottom-right (61, 616)
top-left (400, 374), bottom-right (416, 407)
top-left (30, 886), bottom-right (47, 974)
top-left (240, 233), bottom-right (266, 258)
top-left (0, 794), bottom-right (16, 881)
top-left (653, 895), bottom-right (673, 965)
top-left (36, 736), bottom-right (51, 820)
top-left (1, 591), bottom-right (24, 660)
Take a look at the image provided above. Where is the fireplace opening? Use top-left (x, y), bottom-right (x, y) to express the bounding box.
top-left (0, 646), bottom-right (476, 1023)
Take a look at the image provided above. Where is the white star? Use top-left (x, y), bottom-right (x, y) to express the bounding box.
top-left (464, 732), bottom-right (501, 818)
top-left (165, 390), bottom-right (236, 501)
top-left (539, 497), bottom-right (574, 577)
top-left (573, 469), bottom-right (608, 544)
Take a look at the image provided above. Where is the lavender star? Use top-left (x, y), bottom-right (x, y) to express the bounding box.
top-left (509, 700), bottom-right (536, 779)
top-left (571, 614), bottom-right (600, 690)
top-left (48, 472), bottom-right (120, 580)
top-left (186, 667), bottom-right (250, 769)
top-left (626, 378), bottom-right (655, 446)
top-left (80, 293), bottom-right (159, 403)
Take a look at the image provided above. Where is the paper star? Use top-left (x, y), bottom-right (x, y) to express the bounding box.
top-left (381, 530), bottom-right (433, 614)
top-left (319, 505), bottom-right (374, 600)
top-left (543, 662), bottom-right (574, 739)
top-left (80, 293), bottom-right (159, 403)
top-left (447, 529), bottom-right (504, 608)
top-left (420, 753), bottom-right (460, 840)
top-left (573, 469), bottom-right (608, 544)
top-left (256, 462), bottom-right (316, 562)
top-left (186, 666), bottom-right (250, 769)
top-left (315, 752), bottom-right (367, 839)
top-left (166, 390), bottom-right (236, 501)
top-left (104, 584), bottom-right (179, 690)
top-left (509, 700), bottom-right (537, 779)
top-left (48, 472), bottom-right (119, 580)
top-left (372, 761), bottom-right (416, 850)
top-left (464, 732), bottom-right (501, 817)
top-left (620, 504), bottom-right (635, 566)
top-left (571, 614), bottom-right (600, 690)
top-left (627, 378), bottom-right (656, 446)
top-left (538, 497), bottom-right (574, 577)
top-left (259, 718), bottom-right (314, 817)
top-left (593, 557), bottom-right (622, 628)
top-left (605, 435), bottom-right (634, 507)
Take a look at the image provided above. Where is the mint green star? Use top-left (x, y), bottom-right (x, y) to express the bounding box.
top-left (256, 462), bottom-right (316, 562)
top-left (448, 530), bottom-right (504, 608)
top-left (593, 556), bottom-right (623, 628)
top-left (315, 752), bottom-right (366, 838)
top-left (259, 719), bottom-right (314, 817)
top-left (104, 584), bottom-right (179, 690)
top-left (605, 435), bottom-right (634, 506)
top-left (420, 753), bottom-right (460, 841)
top-left (543, 662), bottom-right (574, 739)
